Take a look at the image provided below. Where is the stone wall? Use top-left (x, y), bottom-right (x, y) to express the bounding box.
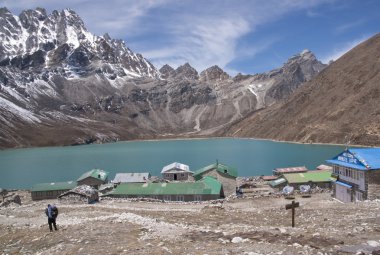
top-left (163, 172), bottom-right (192, 181)
top-left (367, 170), bottom-right (380, 200)
top-left (216, 172), bottom-right (237, 197)
top-left (195, 169), bottom-right (236, 197)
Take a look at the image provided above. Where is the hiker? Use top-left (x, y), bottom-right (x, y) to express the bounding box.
top-left (236, 187), bottom-right (243, 198)
top-left (45, 204), bottom-right (59, 232)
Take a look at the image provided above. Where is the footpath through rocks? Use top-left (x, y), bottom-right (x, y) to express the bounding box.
top-left (1, 191), bottom-right (380, 254)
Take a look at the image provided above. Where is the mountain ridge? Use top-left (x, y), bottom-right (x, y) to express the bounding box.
top-left (224, 33), bottom-right (380, 146)
top-left (0, 8), bottom-right (327, 148)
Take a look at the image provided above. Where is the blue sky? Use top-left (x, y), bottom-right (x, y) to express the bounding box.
top-left (2, 0), bottom-right (379, 75)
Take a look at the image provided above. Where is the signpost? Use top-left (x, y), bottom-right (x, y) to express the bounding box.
top-left (285, 201), bottom-right (299, 227)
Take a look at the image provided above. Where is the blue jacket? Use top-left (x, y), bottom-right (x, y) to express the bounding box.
top-left (46, 204), bottom-right (58, 219)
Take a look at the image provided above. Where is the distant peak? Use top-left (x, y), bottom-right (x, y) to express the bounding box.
top-left (200, 65), bottom-right (230, 82)
top-left (299, 49), bottom-right (315, 60)
top-left (103, 33), bottom-right (111, 41)
top-left (301, 49), bottom-right (311, 55)
top-left (182, 62), bottom-right (193, 68)
top-left (174, 63), bottom-right (199, 79)
top-left (62, 8), bottom-right (80, 18)
top-left (159, 64), bottom-right (175, 79)
top-left (160, 64), bottom-right (174, 71)
top-left (177, 62), bottom-right (196, 70)
top-left (0, 7), bottom-right (11, 15)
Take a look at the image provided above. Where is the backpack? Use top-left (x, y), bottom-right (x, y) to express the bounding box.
top-left (45, 205), bottom-right (59, 218)
top-left (51, 205), bottom-right (58, 218)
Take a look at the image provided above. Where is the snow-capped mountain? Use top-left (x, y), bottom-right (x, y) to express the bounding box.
top-left (0, 7), bottom-right (159, 78)
top-left (0, 8), bottom-right (326, 148)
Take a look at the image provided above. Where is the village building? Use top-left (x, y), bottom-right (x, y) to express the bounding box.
top-left (31, 181), bottom-right (76, 200)
top-left (113, 172), bottom-right (150, 183)
top-left (261, 175), bottom-right (278, 182)
top-left (316, 164), bottom-right (333, 171)
top-left (77, 169), bottom-right (109, 189)
top-left (192, 162), bottom-right (238, 197)
top-left (58, 185), bottom-right (99, 204)
top-left (270, 170), bottom-right (335, 190)
top-left (161, 162), bottom-right (193, 181)
top-left (273, 166), bottom-right (308, 176)
top-left (104, 176), bottom-right (222, 202)
top-left (326, 148), bottom-right (380, 202)
top-left (269, 178), bottom-right (287, 189)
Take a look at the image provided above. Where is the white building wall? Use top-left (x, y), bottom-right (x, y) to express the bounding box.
top-left (334, 166), bottom-right (365, 190)
top-left (335, 183), bottom-right (351, 203)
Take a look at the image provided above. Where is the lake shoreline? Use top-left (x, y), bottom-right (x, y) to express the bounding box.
top-left (1, 135), bottom-right (369, 151)
top-left (0, 137), bottom-right (346, 189)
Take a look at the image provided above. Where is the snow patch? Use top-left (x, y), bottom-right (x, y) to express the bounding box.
top-left (65, 26), bottom-right (80, 48)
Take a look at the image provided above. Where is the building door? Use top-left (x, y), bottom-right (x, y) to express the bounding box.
top-left (174, 174), bottom-right (177, 180)
top-left (335, 182), bottom-right (352, 203)
top-left (355, 191), bottom-right (363, 202)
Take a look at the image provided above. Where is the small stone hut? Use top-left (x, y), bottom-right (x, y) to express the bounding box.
top-left (161, 162), bottom-right (193, 181)
top-left (192, 162), bottom-right (238, 197)
top-left (58, 185), bottom-right (99, 204)
top-left (77, 169), bottom-right (109, 189)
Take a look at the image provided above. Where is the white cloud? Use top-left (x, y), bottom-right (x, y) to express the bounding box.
top-left (321, 36), bottom-right (369, 63)
top-left (335, 19), bottom-right (366, 34)
top-left (2, 0), bottom-right (336, 73)
top-left (1, 0), bottom-right (169, 37)
top-left (137, 0), bottom-right (335, 72)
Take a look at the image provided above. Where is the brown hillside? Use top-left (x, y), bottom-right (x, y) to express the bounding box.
top-left (226, 33), bottom-right (380, 146)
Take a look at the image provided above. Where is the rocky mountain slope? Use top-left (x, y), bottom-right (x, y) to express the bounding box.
top-left (0, 8), bottom-right (325, 148)
top-left (225, 33), bottom-right (380, 146)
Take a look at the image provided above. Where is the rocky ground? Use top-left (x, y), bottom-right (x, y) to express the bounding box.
top-left (1, 191), bottom-right (380, 255)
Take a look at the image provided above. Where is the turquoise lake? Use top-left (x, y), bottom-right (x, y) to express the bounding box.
top-left (0, 138), bottom-right (346, 189)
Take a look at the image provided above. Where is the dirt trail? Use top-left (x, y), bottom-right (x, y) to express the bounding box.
top-left (1, 191), bottom-right (380, 254)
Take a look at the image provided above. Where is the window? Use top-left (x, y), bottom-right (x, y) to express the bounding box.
top-left (333, 166), bottom-right (339, 175)
top-left (194, 195), bottom-right (202, 202)
top-left (176, 195), bottom-right (184, 202)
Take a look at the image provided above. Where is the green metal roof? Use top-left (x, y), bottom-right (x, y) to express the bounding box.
top-left (269, 178), bottom-right (287, 187)
top-left (283, 170), bottom-right (333, 184)
top-left (193, 163), bottom-right (238, 180)
top-left (31, 181), bottom-right (76, 192)
top-left (77, 169), bottom-right (109, 182)
top-left (106, 176), bottom-right (222, 196)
